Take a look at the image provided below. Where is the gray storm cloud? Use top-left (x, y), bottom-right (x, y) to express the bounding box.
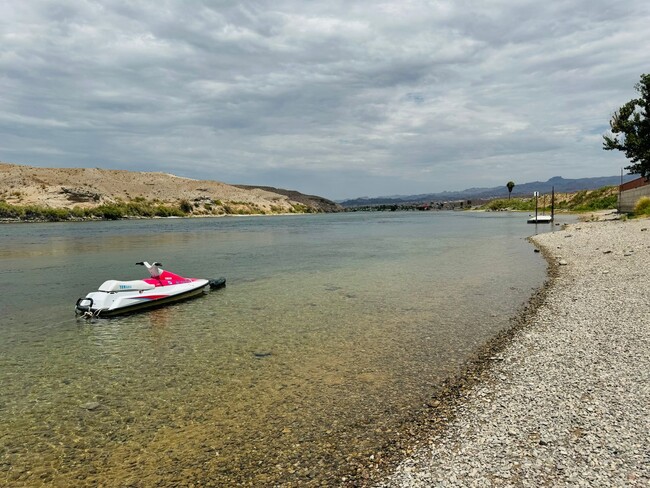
top-left (1, 0), bottom-right (649, 198)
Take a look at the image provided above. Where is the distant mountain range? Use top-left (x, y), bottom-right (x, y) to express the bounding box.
top-left (340, 175), bottom-right (637, 207)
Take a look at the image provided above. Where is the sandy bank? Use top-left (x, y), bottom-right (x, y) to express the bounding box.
top-left (378, 218), bottom-right (650, 487)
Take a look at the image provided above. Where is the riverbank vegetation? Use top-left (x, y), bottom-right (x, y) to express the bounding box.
top-left (0, 197), bottom-right (316, 222)
top-left (482, 186), bottom-right (619, 213)
top-left (0, 199), bottom-right (188, 221)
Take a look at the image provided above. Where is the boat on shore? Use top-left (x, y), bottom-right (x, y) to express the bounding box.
top-left (75, 261), bottom-right (225, 317)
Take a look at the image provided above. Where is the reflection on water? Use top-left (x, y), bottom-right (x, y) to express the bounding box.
top-left (0, 212), bottom-right (562, 486)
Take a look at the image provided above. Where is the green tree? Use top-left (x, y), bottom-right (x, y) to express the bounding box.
top-left (603, 73), bottom-right (650, 179)
top-left (506, 181), bottom-right (515, 199)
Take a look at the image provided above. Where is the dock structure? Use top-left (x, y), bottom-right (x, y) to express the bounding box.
top-left (527, 188), bottom-right (554, 224)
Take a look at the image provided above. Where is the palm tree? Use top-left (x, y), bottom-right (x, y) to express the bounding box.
top-left (506, 181), bottom-right (515, 199)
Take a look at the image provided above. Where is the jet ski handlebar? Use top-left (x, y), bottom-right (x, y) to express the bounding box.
top-left (135, 261), bottom-right (163, 278)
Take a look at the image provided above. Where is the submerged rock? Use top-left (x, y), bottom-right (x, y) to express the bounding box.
top-left (80, 402), bottom-right (101, 411)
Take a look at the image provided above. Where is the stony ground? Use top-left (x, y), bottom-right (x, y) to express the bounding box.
top-left (378, 218), bottom-right (650, 487)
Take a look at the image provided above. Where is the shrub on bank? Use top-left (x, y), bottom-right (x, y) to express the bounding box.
top-left (0, 201), bottom-right (23, 219)
top-left (91, 204), bottom-right (125, 220)
top-left (0, 200), bottom-right (189, 222)
top-left (483, 186), bottom-right (619, 213)
top-left (179, 199), bottom-right (193, 214)
top-left (484, 198), bottom-right (535, 211)
top-left (1, 196), bottom-right (314, 221)
top-left (634, 196), bottom-right (650, 216)
top-left (560, 187), bottom-right (618, 211)
top-left (0, 202), bottom-right (74, 221)
top-left (86, 202), bottom-right (187, 219)
top-left (290, 203), bottom-right (315, 213)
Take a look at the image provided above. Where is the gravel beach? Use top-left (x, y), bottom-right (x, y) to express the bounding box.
top-left (378, 218), bottom-right (650, 487)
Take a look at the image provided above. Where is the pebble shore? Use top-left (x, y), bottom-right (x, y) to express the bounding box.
top-left (378, 218), bottom-right (650, 487)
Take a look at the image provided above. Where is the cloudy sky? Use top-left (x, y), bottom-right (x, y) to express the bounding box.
top-left (1, 1), bottom-right (649, 199)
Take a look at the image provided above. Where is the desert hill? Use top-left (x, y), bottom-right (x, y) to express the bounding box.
top-left (234, 184), bottom-right (342, 213)
top-left (0, 162), bottom-right (339, 215)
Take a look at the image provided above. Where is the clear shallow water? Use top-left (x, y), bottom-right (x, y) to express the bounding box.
top-left (0, 212), bottom-right (564, 486)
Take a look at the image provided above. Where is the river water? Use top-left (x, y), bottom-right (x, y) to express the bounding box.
top-left (0, 211), bottom-right (564, 486)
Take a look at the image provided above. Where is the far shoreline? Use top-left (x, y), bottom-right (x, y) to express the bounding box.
top-left (1, 207), bottom-right (612, 225)
top-left (0, 211), bottom-right (321, 225)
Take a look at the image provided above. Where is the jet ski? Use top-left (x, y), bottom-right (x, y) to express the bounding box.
top-left (75, 261), bottom-right (226, 318)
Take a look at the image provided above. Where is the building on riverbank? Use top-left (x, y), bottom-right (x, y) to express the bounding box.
top-left (619, 176), bottom-right (650, 212)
